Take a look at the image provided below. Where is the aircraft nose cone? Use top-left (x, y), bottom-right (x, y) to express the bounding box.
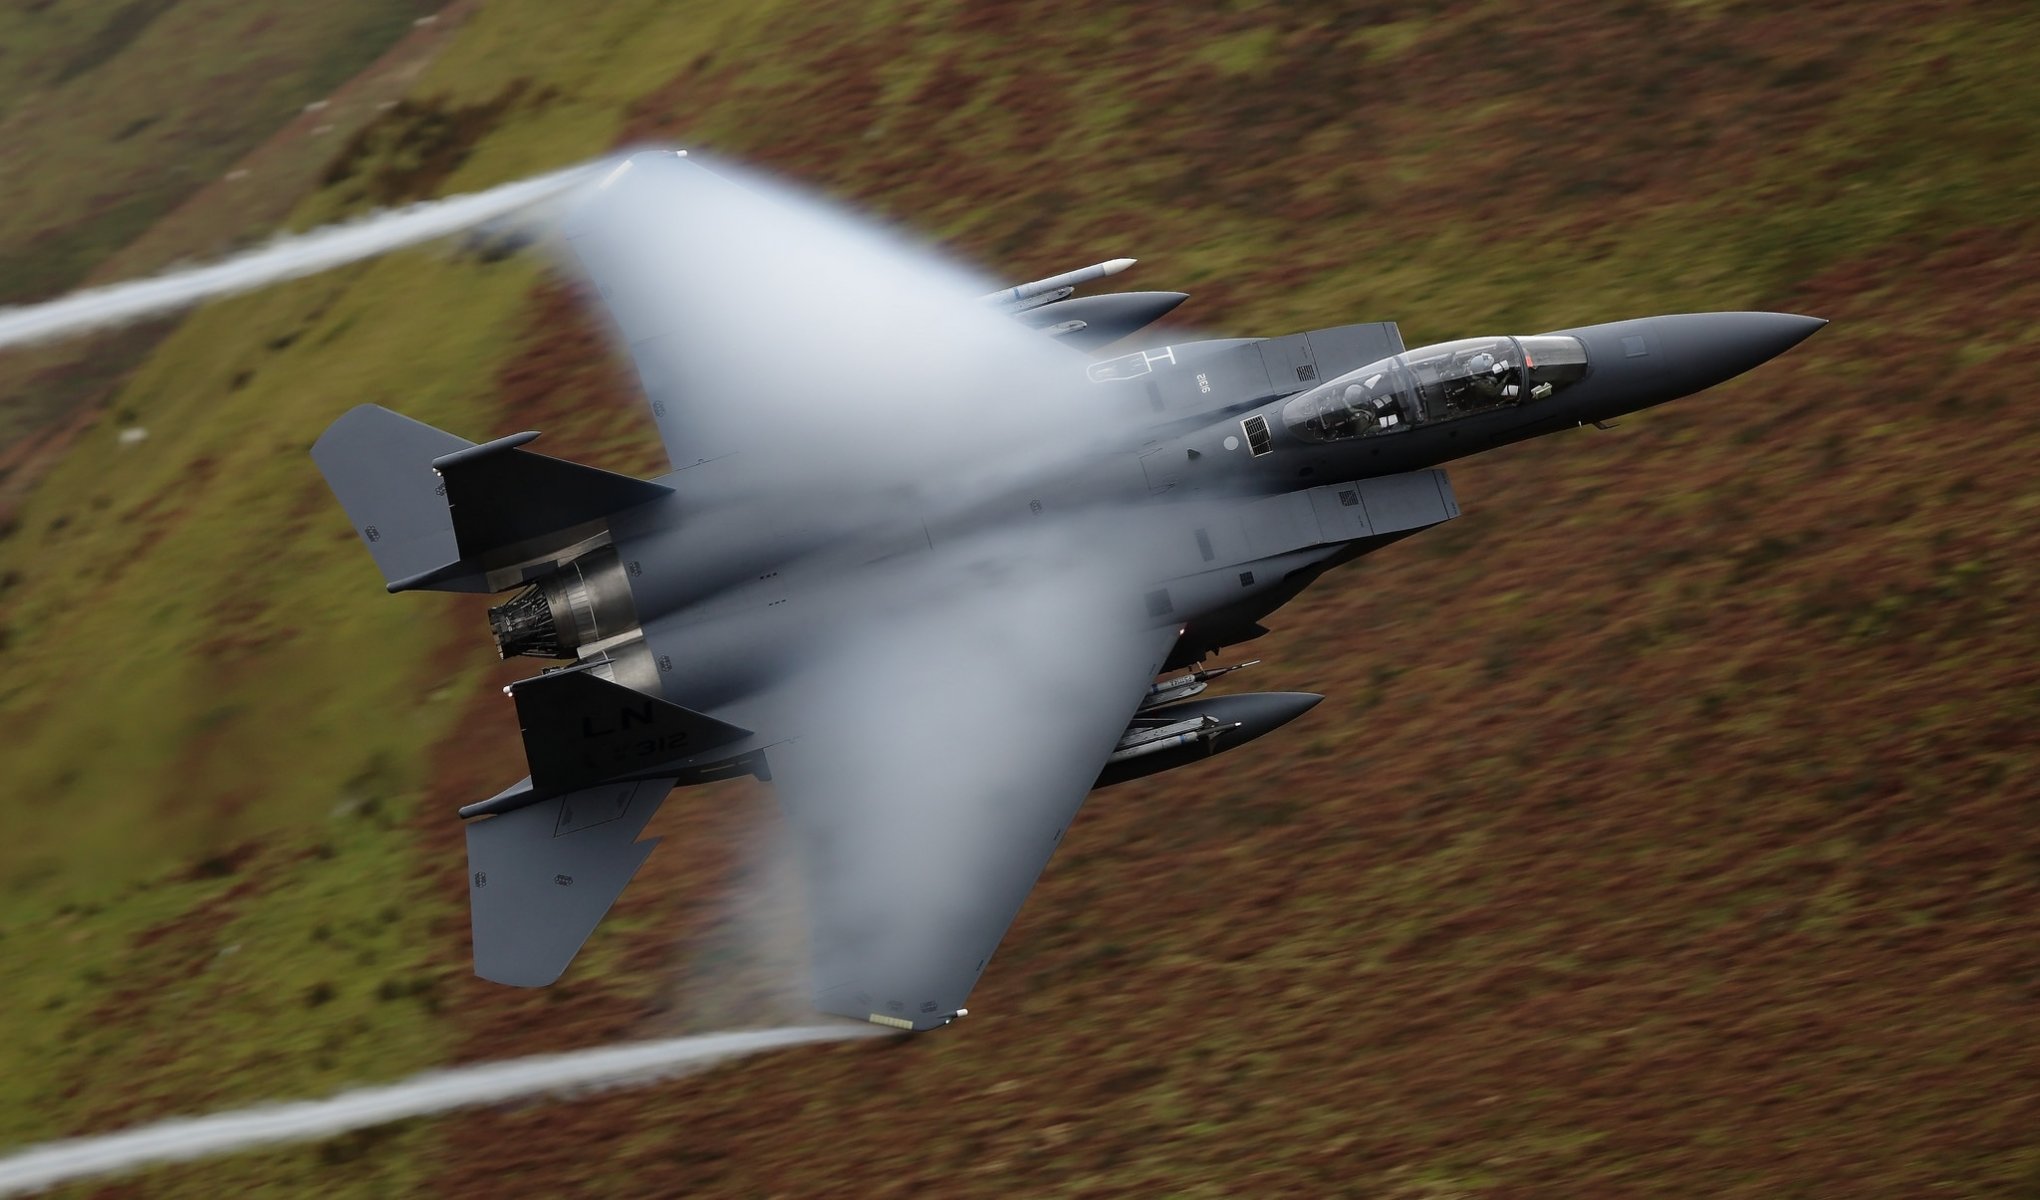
top-left (1554, 311), bottom-right (1828, 419)
top-left (1654, 311), bottom-right (1827, 390)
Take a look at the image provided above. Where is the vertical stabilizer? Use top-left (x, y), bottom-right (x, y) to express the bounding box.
top-left (311, 405), bottom-right (470, 589)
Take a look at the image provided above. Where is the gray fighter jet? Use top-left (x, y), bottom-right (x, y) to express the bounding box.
top-left (313, 151), bottom-right (1823, 1032)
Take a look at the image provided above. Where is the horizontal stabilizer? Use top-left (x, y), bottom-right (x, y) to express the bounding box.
top-left (311, 405), bottom-right (470, 589)
top-left (434, 433), bottom-right (671, 568)
top-left (466, 778), bottom-right (671, 986)
top-left (312, 404), bottom-right (674, 594)
top-left (512, 665), bottom-right (751, 797)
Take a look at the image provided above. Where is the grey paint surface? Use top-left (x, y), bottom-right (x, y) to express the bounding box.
top-left (466, 777), bottom-right (670, 987)
top-left (312, 152), bottom-right (1825, 1032)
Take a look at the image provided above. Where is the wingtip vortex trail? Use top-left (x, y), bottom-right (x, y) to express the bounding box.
top-left (0, 158), bottom-right (611, 354)
top-left (0, 1023), bottom-right (880, 1196)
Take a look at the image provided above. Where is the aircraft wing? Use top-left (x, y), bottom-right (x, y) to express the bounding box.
top-left (561, 152), bottom-right (1086, 503)
top-left (753, 557), bottom-right (1179, 1032)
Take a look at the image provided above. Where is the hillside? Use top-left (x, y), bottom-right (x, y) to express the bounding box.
top-left (0, 0), bottom-right (459, 481)
top-left (1, 0), bottom-right (2036, 1195)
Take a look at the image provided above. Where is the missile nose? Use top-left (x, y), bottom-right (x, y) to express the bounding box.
top-left (1653, 311), bottom-right (1828, 391)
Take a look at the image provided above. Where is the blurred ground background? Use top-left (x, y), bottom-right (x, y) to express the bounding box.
top-left (0, 0), bottom-right (2035, 1195)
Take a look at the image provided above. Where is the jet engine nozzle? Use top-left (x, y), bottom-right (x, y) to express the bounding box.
top-left (488, 584), bottom-right (567, 658)
top-left (485, 546), bottom-right (641, 660)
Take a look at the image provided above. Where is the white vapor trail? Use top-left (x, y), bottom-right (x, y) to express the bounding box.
top-left (0, 1024), bottom-right (876, 1196)
top-left (0, 161), bottom-right (605, 353)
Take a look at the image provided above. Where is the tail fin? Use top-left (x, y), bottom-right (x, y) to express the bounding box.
top-left (312, 404), bottom-right (673, 594)
top-left (311, 405), bottom-right (470, 590)
top-left (466, 777), bottom-right (671, 986)
top-left (510, 664), bottom-right (751, 797)
top-left (462, 667), bottom-right (752, 987)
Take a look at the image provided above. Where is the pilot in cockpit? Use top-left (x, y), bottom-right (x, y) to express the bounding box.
top-left (1344, 379), bottom-right (1406, 430)
top-left (1462, 350), bottom-right (1519, 407)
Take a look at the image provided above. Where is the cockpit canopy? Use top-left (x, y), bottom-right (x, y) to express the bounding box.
top-left (1281, 334), bottom-right (1589, 443)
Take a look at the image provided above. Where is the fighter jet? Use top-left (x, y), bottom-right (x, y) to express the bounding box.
top-left (312, 151), bottom-right (1823, 1032)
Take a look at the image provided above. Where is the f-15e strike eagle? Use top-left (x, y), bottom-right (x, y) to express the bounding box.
top-left (313, 151), bottom-right (1823, 1032)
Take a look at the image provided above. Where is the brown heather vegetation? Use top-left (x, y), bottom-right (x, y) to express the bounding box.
top-left (0, 0), bottom-right (2035, 1196)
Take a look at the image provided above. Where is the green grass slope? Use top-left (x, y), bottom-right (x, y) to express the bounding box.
top-left (0, 0), bottom-right (450, 480)
top-left (0, 0), bottom-right (437, 306)
top-left (0, 0), bottom-right (2036, 1195)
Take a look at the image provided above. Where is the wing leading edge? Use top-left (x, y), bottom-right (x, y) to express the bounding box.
top-left (759, 564), bottom-right (1179, 1032)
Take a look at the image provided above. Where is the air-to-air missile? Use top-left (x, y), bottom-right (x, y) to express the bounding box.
top-left (986, 258), bottom-right (1191, 353)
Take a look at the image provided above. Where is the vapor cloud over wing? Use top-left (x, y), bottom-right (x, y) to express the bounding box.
top-left (740, 516), bottom-right (1175, 1021)
top-left (563, 151), bottom-right (1141, 516)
